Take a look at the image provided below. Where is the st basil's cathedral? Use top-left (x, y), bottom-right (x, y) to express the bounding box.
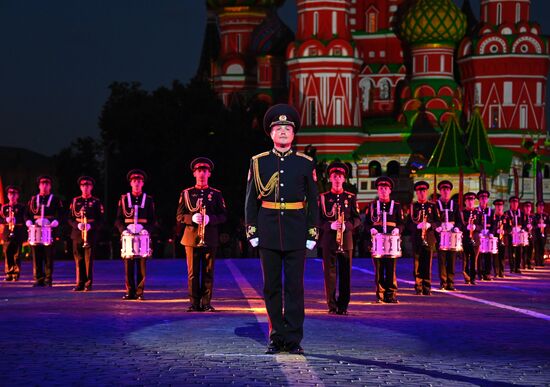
top-left (198, 0), bottom-right (550, 204)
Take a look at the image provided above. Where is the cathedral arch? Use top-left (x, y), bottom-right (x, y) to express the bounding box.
top-left (512, 36), bottom-right (542, 54)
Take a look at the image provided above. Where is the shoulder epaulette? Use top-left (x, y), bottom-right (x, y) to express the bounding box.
top-left (252, 151), bottom-right (270, 160)
top-left (296, 151), bottom-right (313, 161)
top-left (344, 191), bottom-right (356, 196)
top-left (210, 187), bottom-right (221, 192)
top-left (320, 191), bottom-right (329, 196)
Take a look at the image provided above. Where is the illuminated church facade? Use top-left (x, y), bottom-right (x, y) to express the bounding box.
top-left (200, 0), bottom-right (550, 203)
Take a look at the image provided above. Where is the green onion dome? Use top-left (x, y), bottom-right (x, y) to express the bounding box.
top-left (400, 0), bottom-right (467, 45)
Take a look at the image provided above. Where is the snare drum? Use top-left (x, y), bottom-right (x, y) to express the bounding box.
top-left (512, 230), bottom-right (529, 247)
top-left (371, 233), bottom-right (402, 258)
top-left (480, 235), bottom-right (498, 254)
top-left (27, 225), bottom-right (52, 246)
top-left (439, 230), bottom-right (463, 252)
top-left (121, 229), bottom-right (152, 259)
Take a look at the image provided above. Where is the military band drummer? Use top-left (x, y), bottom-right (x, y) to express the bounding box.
top-left (25, 175), bottom-right (64, 287)
top-left (115, 169), bottom-right (156, 300)
top-left (365, 176), bottom-right (404, 303)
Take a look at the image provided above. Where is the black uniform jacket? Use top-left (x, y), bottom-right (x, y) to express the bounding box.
top-left (176, 186), bottom-right (227, 248)
top-left (505, 209), bottom-right (526, 234)
top-left (245, 148), bottom-right (319, 251)
top-left (25, 194), bottom-right (64, 237)
top-left (115, 192), bottom-right (156, 234)
top-left (434, 199), bottom-right (462, 229)
top-left (364, 199), bottom-right (404, 234)
top-left (460, 208), bottom-right (482, 245)
top-left (490, 211), bottom-right (509, 245)
top-left (319, 190), bottom-right (360, 251)
top-left (477, 206), bottom-right (495, 236)
top-left (68, 196), bottom-right (104, 242)
top-left (407, 201), bottom-right (438, 250)
top-left (0, 203), bottom-right (26, 242)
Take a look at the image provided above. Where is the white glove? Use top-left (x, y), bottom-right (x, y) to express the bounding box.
top-left (466, 224), bottom-right (476, 231)
top-left (417, 222), bottom-right (431, 230)
top-left (513, 226), bottom-right (522, 233)
top-left (26, 220), bottom-right (33, 227)
top-left (249, 237), bottom-right (259, 247)
top-left (453, 227), bottom-right (460, 233)
top-left (527, 224), bottom-right (533, 230)
top-left (50, 220), bottom-right (59, 228)
top-left (540, 223), bottom-right (546, 228)
top-left (5, 217), bottom-right (13, 223)
top-left (77, 223), bottom-right (91, 231)
top-left (391, 228), bottom-right (400, 236)
top-left (435, 226), bottom-right (442, 233)
top-left (127, 224), bottom-right (144, 233)
top-left (370, 228), bottom-right (378, 236)
top-left (192, 213), bottom-right (209, 225)
top-left (497, 228), bottom-right (504, 235)
top-left (330, 221), bottom-right (345, 231)
top-left (306, 240), bottom-right (316, 250)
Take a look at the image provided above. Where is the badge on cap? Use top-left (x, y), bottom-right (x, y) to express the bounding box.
top-left (279, 115), bottom-right (287, 121)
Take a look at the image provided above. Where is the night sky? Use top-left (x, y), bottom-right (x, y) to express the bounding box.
top-left (1, 1), bottom-right (549, 156)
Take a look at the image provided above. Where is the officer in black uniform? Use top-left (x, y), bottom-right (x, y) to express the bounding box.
top-left (25, 175), bottom-right (64, 287)
top-left (434, 180), bottom-right (462, 290)
top-left (319, 162), bottom-right (360, 315)
top-left (0, 186), bottom-right (26, 281)
top-left (408, 181), bottom-right (437, 295)
top-left (477, 190), bottom-right (494, 281)
top-left (177, 157), bottom-right (227, 312)
top-left (364, 176), bottom-right (404, 303)
top-left (68, 176), bottom-right (104, 291)
top-left (461, 192), bottom-right (481, 284)
top-left (491, 199), bottom-right (508, 278)
top-left (521, 201), bottom-right (535, 270)
top-left (115, 169), bottom-right (156, 300)
top-left (505, 196), bottom-right (524, 274)
top-left (533, 201), bottom-right (548, 267)
top-left (245, 104), bottom-right (319, 355)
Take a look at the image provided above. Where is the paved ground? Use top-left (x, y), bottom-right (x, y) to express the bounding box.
top-left (0, 256), bottom-right (549, 386)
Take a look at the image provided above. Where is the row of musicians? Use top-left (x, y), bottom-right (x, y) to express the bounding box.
top-left (319, 165), bottom-right (548, 311)
top-left (0, 159), bottom-right (227, 306)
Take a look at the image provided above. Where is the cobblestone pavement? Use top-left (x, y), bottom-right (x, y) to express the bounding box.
top-left (0, 256), bottom-right (549, 386)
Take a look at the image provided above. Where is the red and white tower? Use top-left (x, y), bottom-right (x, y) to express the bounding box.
top-left (286, 0), bottom-right (363, 155)
top-left (458, 0), bottom-right (550, 150)
top-left (351, 0), bottom-right (407, 117)
top-left (207, 0), bottom-right (284, 106)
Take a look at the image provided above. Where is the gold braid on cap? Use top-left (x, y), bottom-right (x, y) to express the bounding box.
top-left (253, 157), bottom-right (279, 199)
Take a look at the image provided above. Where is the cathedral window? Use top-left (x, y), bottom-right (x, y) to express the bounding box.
top-left (423, 55), bottom-right (429, 72)
top-left (314, 12), bottom-right (319, 35)
top-left (490, 105), bottom-right (500, 128)
top-left (368, 161), bottom-right (382, 177)
top-left (366, 11), bottom-right (378, 33)
top-left (387, 161), bottom-right (400, 177)
top-left (332, 11), bottom-right (338, 35)
top-left (516, 3), bottom-right (521, 23)
top-left (307, 98), bottom-right (317, 126)
top-left (520, 105), bottom-right (528, 129)
top-left (379, 80), bottom-right (390, 100)
top-left (334, 98), bottom-right (343, 125)
top-left (496, 3), bottom-right (502, 25)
